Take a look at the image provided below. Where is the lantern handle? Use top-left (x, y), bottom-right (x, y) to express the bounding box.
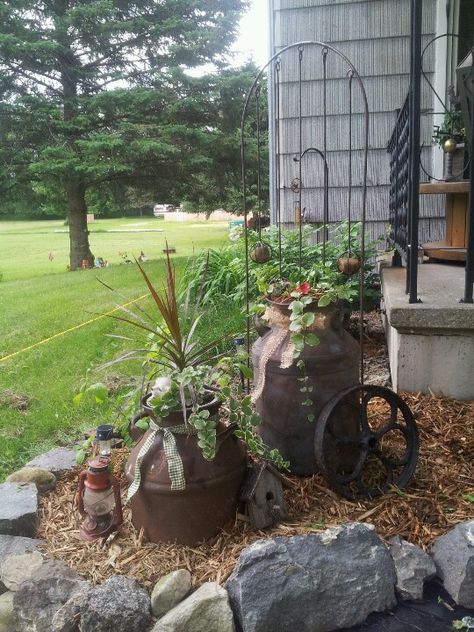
top-left (77, 470), bottom-right (87, 517)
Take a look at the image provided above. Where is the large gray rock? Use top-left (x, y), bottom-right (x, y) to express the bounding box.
top-left (26, 448), bottom-right (77, 479)
top-left (152, 582), bottom-right (235, 632)
top-left (79, 575), bottom-right (151, 632)
top-left (7, 468), bottom-right (56, 492)
top-left (51, 589), bottom-right (89, 632)
top-left (432, 520), bottom-right (474, 608)
top-left (0, 483), bottom-right (38, 538)
top-left (226, 523), bottom-right (397, 632)
top-left (0, 535), bottom-right (43, 595)
top-left (389, 536), bottom-right (436, 601)
top-left (13, 560), bottom-right (88, 632)
top-left (1, 551), bottom-right (44, 591)
top-left (0, 591), bottom-right (17, 632)
top-left (151, 569), bottom-right (192, 617)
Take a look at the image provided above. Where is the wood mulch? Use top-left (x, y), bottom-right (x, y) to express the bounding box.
top-left (37, 312), bottom-right (474, 589)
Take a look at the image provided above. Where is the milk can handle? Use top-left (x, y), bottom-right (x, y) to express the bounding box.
top-left (253, 314), bottom-right (270, 337)
top-left (128, 410), bottom-right (150, 440)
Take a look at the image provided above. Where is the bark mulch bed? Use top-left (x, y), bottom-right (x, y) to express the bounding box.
top-left (37, 313), bottom-right (474, 589)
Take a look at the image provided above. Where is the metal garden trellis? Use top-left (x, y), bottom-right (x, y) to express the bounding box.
top-left (239, 41), bottom-right (419, 501)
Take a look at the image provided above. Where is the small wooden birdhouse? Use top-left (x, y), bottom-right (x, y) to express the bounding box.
top-left (240, 461), bottom-right (289, 530)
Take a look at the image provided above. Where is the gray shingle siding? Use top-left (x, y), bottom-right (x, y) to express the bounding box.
top-left (269, 0), bottom-right (440, 243)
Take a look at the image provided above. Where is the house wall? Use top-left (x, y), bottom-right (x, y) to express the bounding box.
top-left (268, 0), bottom-right (445, 244)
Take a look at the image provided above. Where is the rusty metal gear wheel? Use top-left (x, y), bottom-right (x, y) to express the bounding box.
top-left (314, 385), bottom-right (419, 500)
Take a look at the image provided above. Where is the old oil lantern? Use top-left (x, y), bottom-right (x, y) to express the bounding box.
top-left (96, 424), bottom-right (114, 457)
top-left (77, 457), bottom-right (123, 541)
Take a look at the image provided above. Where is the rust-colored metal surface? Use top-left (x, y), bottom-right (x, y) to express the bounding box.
top-left (125, 397), bottom-right (247, 546)
top-left (252, 303), bottom-right (360, 475)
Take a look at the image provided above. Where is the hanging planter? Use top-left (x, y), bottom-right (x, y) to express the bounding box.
top-left (336, 255), bottom-right (361, 275)
top-left (250, 241), bottom-right (272, 264)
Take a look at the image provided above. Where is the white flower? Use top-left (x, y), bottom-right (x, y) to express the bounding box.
top-left (151, 376), bottom-right (171, 399)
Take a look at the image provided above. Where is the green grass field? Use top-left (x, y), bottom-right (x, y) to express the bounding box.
top-left (1, 217), bottom-right (228, 281)
top-left (0, 218), bottom-right (241, 479)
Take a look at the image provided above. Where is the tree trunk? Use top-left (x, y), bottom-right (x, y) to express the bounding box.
top-left (66, 179), bottom-right (94, 270)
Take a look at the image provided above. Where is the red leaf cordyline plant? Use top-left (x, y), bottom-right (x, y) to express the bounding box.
top-left (105, 249), bottom-right (225, 375)
top-left (99, 249), bottom-right (290, 469)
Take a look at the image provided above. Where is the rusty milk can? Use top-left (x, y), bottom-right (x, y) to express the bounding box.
top-left (125, 394), bottom-right (246, 546)
top-left (252, 301), bottom-right (360, 475)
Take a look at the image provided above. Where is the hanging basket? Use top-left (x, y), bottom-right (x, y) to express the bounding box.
top-left (337, 255), bottom-right (361, 275)
top-left (250, 241), bottom-right (272, 264)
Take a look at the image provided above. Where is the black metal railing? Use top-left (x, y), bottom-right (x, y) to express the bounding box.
top-left (463, 50), bottom-right (474, 304)
top-left (388, 96), bottom-right (409, 270)
top-left (388, 0), bottom-right (474, 304)
top-left (386, 0), bottom-right (422, 304)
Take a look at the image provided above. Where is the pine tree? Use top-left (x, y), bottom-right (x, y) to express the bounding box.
top-left (0, 0), bottom-right (247, 268)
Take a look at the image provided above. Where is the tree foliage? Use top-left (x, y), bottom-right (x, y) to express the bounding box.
top-left (0, 0), bottom-right (248, 268)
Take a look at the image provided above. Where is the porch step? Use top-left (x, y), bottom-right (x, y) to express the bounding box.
top-left (381, 264), bottom-right (474, 400)
top-left (422, 240), bottom-right (466, 262)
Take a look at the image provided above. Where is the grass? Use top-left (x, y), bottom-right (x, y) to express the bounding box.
top-left (0, 218), bottom-right (243, 479)
top-left (0, 217), bottom-right (229, 281)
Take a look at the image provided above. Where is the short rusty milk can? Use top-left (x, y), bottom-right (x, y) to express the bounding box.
top-left (125, 394), bottom-right (246, 546)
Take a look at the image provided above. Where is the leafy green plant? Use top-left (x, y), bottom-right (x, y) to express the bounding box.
top-left (433, 104), bottom-right (466, 147)
top-left (73, 382), bottom-right (109, 407)
top-left (180, 221), bottom-right (380, 310)
top-left (107, 250), bottom-right (287, 469)
top-left (452, 617), bottom-right (474, 630)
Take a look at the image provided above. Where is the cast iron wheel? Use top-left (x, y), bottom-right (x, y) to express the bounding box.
top-left (314, 385), bottom-right (419, 500)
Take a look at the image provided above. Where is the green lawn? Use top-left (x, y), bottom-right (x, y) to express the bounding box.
top-left (0, 219), bottom-right (240, 479)
top-left (0, 217), bottom-right (229, 281)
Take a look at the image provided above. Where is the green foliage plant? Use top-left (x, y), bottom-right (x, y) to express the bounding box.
top-left (181, 221), bottom-right (380, 310)
top-left (0, 0), bottom-right (248, 268)
top-left (109, 250), bottom-right (288, 469)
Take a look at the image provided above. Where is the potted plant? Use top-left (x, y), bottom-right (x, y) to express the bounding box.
top-left (251, 268), bottom-right (361, 475)
top-left (110, 252), bottom-right (287, 545)
top-left (433, 87), bottom-right (467, 181)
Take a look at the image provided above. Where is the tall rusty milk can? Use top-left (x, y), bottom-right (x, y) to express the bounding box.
top-left (252, 301), bottom-right (360, 475)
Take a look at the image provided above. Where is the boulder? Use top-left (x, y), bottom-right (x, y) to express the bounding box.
top-left (0, 591), bottom-right (17, 632)
top-left (226, 523), bottom-right (397, 632)
top-left (79, 575), bottom-right (151, 632)
top-left (26, 448), bottom-right (77, 479)
top-left (7, 468), bottom-right (56, 492)
top-left (0, 535), bottom-right (43, 594)
top-left (388, 536), bottom-right (436, 601)
top-left (152, 582), bottom-right (235, 632)
top-left (151, 569), bottom-right (192, 617)
top-left (432, 520), bottom-right (474, 608)
top-left (13, 560), bottom-right (88, 632)
top-left (0, 483), bottom-right (38, 538)
top-left (0, 551), bottom-right (44, 591)
top-left (51, 589), bottom-right (89, 632)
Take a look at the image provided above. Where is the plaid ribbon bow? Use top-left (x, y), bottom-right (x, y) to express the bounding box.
top-left (127, 419), bottom-right (197, 503)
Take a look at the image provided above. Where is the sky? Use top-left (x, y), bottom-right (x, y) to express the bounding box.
top-left (230, 0), bottom-right (269, 67)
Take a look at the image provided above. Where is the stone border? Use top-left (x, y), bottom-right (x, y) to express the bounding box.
top-left (1, 448), bottom-right (474, 632)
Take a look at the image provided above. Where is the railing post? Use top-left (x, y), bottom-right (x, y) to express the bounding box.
top-left (462, 48), bottom-right (474, 304)
top-left (393, 120), bottom-right (403, 267)
top-left (407, 0), bottom-right (422, 303)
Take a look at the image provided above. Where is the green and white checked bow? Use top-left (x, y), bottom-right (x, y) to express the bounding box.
top-left (127, 419), bottom-right (197, 503)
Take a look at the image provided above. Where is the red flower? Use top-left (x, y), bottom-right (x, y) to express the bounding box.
top-left (295, 281), bottom-right (311, 295)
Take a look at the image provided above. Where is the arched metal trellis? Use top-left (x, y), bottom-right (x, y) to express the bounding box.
top-left (240, 41), bottom-right (419, 500)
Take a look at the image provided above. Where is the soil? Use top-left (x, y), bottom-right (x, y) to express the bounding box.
top-left (37, 311), bottom-right (474, 592)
